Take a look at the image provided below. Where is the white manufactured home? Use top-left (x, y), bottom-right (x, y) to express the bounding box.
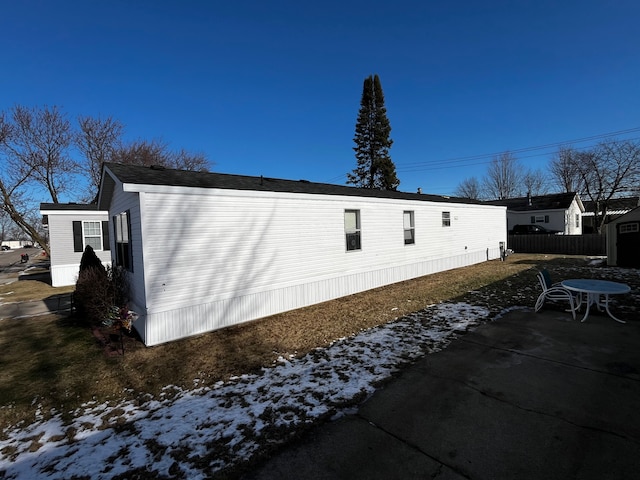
top-left (98, 163), bottom-right (507, 346)
top-left (40, 203), bottom-right (112, 287)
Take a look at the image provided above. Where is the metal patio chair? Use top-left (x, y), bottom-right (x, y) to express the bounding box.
top-left (534, 269), bottom-right (577, 319)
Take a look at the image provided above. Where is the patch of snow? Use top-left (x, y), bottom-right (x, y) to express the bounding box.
top-left (2, 302), bottom-right (492, 479)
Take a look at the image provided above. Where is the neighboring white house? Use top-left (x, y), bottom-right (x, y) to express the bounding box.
top-left (40, 203), bottom-right (111, 287)
top-left (98, 163), bottom-right (507, 346)
top-left (488, 192), bottom-right (584, 234)
top-left (606, 206), bottom-right (640, 268)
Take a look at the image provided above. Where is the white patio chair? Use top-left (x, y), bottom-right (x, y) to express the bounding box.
top-left (534, 269), bottom-right (577, 319)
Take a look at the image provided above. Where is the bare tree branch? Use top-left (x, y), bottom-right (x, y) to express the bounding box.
top-left (483, 152), bottom-right (524, 200)
top-left (455, 176), bottom-right (483, 200)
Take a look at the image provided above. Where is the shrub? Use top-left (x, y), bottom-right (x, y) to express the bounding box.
top-left (74, 246), bottom-right (136, 336)
top-left (74, 266), bottom-right (112, 326)
top-left (79, 245), bottom-right (105, 274)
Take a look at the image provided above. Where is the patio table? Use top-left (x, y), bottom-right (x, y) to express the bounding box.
top-left (560, 279), bottom-right (630, 323)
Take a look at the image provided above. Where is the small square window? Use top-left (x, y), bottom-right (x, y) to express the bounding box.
top-left (404, 211), bottom-right (415, 244)
top-left (442, 211), bottom-right (451, 227)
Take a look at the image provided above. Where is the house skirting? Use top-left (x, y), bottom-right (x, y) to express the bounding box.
top-left (51, 262), bottom-right (112, 287)
top-left (134, 248), bottom-right (500, 346)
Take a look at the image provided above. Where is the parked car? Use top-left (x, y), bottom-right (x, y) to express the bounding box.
top-left (1, 245), bottom-right (10, 250)
top-left (509, 224), bottom-right (562, 235)
top-left (23, 244), bottom-right (33, 248)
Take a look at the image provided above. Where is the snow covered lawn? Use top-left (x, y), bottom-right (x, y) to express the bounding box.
top-left (1, 302), bottom-right (493, 479)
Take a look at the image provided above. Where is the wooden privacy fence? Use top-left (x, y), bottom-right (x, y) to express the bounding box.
top-left (507, 234), bottom-right (606, 256)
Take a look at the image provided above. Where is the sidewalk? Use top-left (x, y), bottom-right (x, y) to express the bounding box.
top-left (0, 294), bottom-right (73, 319)
top-left (243, 309), bottom-right (640, 480)
top-left (0, 253), bottom-right (73, 319)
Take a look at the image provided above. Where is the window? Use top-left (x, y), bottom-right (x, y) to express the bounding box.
top-left (344, 210), bottom-right (361, 251)
top-left (114, 211), bottom-right (132, 271)
top-left (83, 221), bottom-right (102, 250)
top-left (404, 211), bottom-right (415, 244)
top-left (73, 220), bottom-right (110, 252)
top-left (442, 211), bottom-right (451, 227)
top-left (531, 215), bottom-right (549, 224)
top-left (620, 223), bottom-right (639, 234)
top-left (575, 214), bottom-right (580, 228)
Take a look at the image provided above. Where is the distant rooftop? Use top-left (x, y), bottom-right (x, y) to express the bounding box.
top-left (485, 192), bottom-right (578, 212)
top-left (582, 196), bottom-right (640, 214)
top-left (40, 203), bottom-right (100, 211)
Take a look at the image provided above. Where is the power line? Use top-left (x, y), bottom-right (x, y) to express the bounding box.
top-left (397, 127), bottom-right (640, 170)
top-left (396, 135), bottom-right (640, 174)
top-left (324, 127), bottom-right (640, 184)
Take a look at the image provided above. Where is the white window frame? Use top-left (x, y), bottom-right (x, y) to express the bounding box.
top-left (404, 211), bottom-right (415, 245)
top-left (114, 211), bottom-right (133, 271)
top-left (83, 221), bottom-right (103, 251)
top-left (344, 209), bottom-right (361, 251)
top-left (442, 211), bottom-right (451, 227)
top-left (620, 223), bottom-right (639, 234)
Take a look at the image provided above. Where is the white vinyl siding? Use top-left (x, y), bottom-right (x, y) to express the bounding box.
top-left (121, 185), bottom-right (506, 345)
top-left (109, 188), bottom-right (145, 319)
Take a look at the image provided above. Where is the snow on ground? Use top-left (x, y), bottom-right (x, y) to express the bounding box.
top-left (1, 302), bottom-right (495, 479)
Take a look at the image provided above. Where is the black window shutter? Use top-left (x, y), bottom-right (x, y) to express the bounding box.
top-left (72, 221), bottom-right (83, 252)
top-left (102, 221), bottom-right (110, 251)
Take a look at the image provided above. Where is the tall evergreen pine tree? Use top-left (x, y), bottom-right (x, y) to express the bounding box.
top-left (347, 74), bottom-right (399, 190)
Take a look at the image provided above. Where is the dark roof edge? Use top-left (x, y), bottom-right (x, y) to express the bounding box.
top-left (40, 203), bottom-right (101, 211)
top-left (103, 162), bottom-right (491, 206)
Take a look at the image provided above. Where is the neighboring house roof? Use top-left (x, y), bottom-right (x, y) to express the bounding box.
top-left (40, 203), bottom-right (102, 211)
top-left (485, 192), bottom-right (582, 212)
top-left (582, 197), bottom-right (640, 216)
top-left (99, 163), bottom-right (486, 209)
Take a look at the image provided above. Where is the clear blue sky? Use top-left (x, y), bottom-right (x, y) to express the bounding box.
top-left (2, 0), bottom-right (639, 197)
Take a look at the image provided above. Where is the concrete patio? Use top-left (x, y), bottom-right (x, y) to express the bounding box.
top-left (244, 308), bottom-right (640, 479)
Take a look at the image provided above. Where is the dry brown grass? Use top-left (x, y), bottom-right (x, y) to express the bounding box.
top-left (1, 253), bottom-right (633, 432)
top-left (0, 278), bottom-right (74, 303)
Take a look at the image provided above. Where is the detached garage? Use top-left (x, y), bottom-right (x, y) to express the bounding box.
top-left (607, 206), bottom-right (640, 268)
top-left (98, 163), bottom-right (507, 346)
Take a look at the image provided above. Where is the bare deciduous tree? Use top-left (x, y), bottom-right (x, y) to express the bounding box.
top-left (455, 176), bottom-right (483, 200)
top-left (549, 146), bottom-right (583, 193)
top-left (483, 152), bottom-right (523, 200)
top-left (77, 115), bottom-right (124, 201)
top-left (522, 168), bottom-right (548, 197)
top-left (573, 139), bottom-right (640, 233)
top-left (0, 106), bottom-right (78, 253)
top-left (110, 139), bottom-right (209, 171)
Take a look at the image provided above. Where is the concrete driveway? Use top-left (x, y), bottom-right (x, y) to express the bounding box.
top-left (244, 308), bottom-right (640, 480)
